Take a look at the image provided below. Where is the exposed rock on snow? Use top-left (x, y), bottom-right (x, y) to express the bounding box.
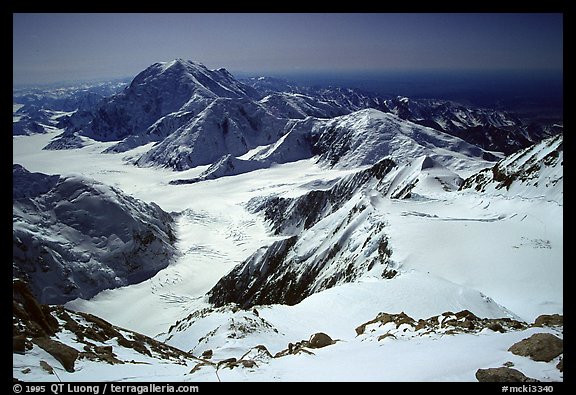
top-left (460, 134), bottom-right (563, 203)
top-left (355, 310), bottom-right (527, 340)
top-left (476, 367), bottom-right (539, 382)
top-left (508, 333), bottom-right (563, 362)
top-left (272, 333), bottom-right (336, 358)
top-left (13, 279), bottom-right (198, 378)
top-left (188, 344), bottom-right (274, 376)
top-left (533, 314), bottom-right (563, 328)
top-left (308, 332), bottom-right (335, 348)
top-left (33, 337), bottom-right (79, 372)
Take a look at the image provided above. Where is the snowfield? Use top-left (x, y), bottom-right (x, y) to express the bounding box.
top-left (13, 61), bottom-right (562, 383)
top-left (13, 126), bottom-right (562, 382)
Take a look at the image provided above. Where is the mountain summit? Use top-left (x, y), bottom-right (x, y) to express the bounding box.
top-left (45, 59), bottom-right (261, 149)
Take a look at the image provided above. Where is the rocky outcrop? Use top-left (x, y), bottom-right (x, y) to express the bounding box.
top-left (308, 332), bottom-right (336, 348)
top-left (273, 332), bottom-right (337, 358)
top-left (33, 337), bottom-right (79, 372)
top-left (13, 280), bottom-right (198, 374)
top-left (207, 158), bottom-right (398, 309)
top-left (508, 333), bottom-right (563, 362)
top-left (355, 310), bottom-right (527, 340)
top-left (476, 367), bottom-right (539, 382)
top-left (460, 134), bottom-right (563, 203)
top-left (533, 314), bottom-right (563, 328)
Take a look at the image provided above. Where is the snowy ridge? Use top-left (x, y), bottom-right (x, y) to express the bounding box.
top-left (208, 193), bottom-right (395, 308)
top-left (310, 109), bottom-right (499, 170)
top-left (259, 92), bottom-right (348, 119)
top-left (13, 165), bottom-right (177, 304)
top-left (384, 155), bottom-right (464, 199)
top-left (169, 154), bottom-right (271, 184)
top-left (460, 134), bottom-right (563, 203)
top-left (135, 98), bottom-right (288, 170)
top-left (208, 159), bottom-right (398, 307)
top-left (209, 109), bottom-right (498, 184)
top-left (246, 76), bottom-right (553, 156)
top-left (206, 154), bottom-right (468, 309)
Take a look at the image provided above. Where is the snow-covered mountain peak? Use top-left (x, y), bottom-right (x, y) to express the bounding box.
top-left (312, 108), bottom-right (496, 170)
top-left (129, 59), bottom-right (257, 101)
top-left (43, 59), bottom-right (263, 150)
top-left (157, 58), bottom-right (200, 72)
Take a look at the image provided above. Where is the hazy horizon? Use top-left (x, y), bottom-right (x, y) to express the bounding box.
top-left (13, 13), bottom-right (563, 86)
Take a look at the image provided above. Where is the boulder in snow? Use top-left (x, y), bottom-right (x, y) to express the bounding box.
top-left (475, 367), bottom-right (539, 382)
top-left (508, 333), bottom-right (563, 362)
top-left (308, 332), bottom-right (335, 348)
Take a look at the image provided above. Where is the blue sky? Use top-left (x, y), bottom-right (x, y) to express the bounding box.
top-left (13, 13), bottom-right (563, 85)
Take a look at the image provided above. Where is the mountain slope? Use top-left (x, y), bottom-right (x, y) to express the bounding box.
top-left (12, 62), bottom-right (563, 383)
top-left (135, 98), bottom-right (288, 170)
top-left (13, 165), bottom-right (177, 304)
top-left (208, 159), bottom-right (399, 308)
top-left (249, 109), bottom-right (499, 173)
top-left (44, 59), bottom-right (261, 150)
top-left (13, 122), bottom-right (563, 382)
top-left (13, 279), bottom-right (198, 381)
top-left (258, 92), bottom-right (349, 119)
top-left (246, 76), bottom-right (555, 156)
top-left (460, 134), bottom-right (563, 203)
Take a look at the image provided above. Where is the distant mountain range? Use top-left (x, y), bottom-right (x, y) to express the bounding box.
top-left (12, 59), bottom-right (563, 382)
top-left (13, 59), bottom-right (557, 170)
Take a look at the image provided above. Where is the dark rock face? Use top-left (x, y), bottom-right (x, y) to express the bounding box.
top-left (476, 367), bottom-right (539, 382)
top-left (13, 279), bottom-right (59, 337)
top-left (33, 337), bottom-right (79, 372)
top-left (272, 333), bottom-right (336, 358)
top-left (208, 236), bottom-right (299, 308)
top-left (508, 333), bottom-right (563, 362)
